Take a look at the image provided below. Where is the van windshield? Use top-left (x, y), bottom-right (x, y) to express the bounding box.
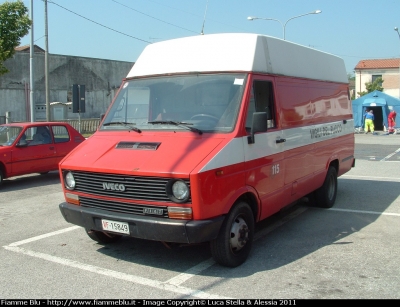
top-left (100, 73), bottom-right (247, 133)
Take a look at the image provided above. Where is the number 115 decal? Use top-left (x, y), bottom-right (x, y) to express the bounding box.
top-left (272, 164), bottom-right (280, 175)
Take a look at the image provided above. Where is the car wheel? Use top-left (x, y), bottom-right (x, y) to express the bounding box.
top-left (85, 228), bottom-right (122, 244)
top-left (210, 201), bottom-right (254, 267)
top-left (315, 166), bottom-right (337, 208)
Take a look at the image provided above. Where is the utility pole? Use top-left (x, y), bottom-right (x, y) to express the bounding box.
top-left (29, 0), bottom-right (35, 122)
top-left (395, 27), bottom-right (400, 99)
top-left (45, 0), bottom-right (50, 121)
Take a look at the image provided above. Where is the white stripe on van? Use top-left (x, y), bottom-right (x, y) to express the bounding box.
top-left (199, 119), bottom-right (354, 173)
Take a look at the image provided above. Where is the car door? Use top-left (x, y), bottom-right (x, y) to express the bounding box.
top-left (50, 124), bottom-right (74, 164)
top-left (11, 125), bottom-right (57, 175)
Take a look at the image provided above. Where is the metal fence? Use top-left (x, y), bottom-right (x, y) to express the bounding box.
top-left (3, 118), bottom-right (101, 135)
top-left (57, 119), bottom-right (101, 134)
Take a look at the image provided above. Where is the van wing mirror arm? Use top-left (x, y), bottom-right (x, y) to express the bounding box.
top-left (247, 112), bottom-right (269, 144)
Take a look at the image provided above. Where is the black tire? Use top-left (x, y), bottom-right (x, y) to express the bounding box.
top-left (85, 228), bottom-right (122, 244)
top-left (210, 201), bottom-right (254, 267)
top-left (315, 166), bottom-right (337, 208)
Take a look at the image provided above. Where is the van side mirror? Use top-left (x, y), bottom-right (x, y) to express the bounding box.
top-left (248, 112), bottom-right (268, 144)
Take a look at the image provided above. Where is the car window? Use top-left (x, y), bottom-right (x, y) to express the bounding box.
top-left (52, 125), bottom-right (70, 143)
top-left (0, 126), bottom-right (22, 146)
top-left (26, 126), bottom-right (52, 146)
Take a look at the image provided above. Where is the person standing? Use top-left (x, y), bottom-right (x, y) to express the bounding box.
top-left (363, 109), bottom-right (369, 131)
top-left (388, 109), bottom-right (397, 134)
top-left (364, 110), bottom-right (375, 134)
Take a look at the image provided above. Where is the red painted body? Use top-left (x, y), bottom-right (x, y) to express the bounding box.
top-left (0, 122), bottom-right (85, 182)
top-left (59, 73), bottom-right (354, 222)
top-left (57, 33), bottom-right (355, 267)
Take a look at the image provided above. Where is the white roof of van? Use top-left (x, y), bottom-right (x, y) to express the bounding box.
top-left (127, 33), bottom-right (348, 83)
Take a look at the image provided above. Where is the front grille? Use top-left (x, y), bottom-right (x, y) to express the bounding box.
top-left (68, 170), bottom-right (191, 203)
top-left (80, 196), bottom-right (168, 217)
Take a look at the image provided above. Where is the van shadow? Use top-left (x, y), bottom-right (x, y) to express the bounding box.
top-left (0, 171), bottom-right (61, 192)
top-left (94, 178), bottom-right (398, 277)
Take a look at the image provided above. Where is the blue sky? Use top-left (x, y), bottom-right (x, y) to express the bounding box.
top-left (9, 0), bottom-right (400, 76)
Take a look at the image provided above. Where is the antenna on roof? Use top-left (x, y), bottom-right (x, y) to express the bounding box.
top-left (200, 0), bottom-right (209, 35)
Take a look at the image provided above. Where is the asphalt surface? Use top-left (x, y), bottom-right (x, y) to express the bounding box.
top-left (355, 130), bottom-right (400, 161)
top-left (1, 133), bottom-right (400, 299)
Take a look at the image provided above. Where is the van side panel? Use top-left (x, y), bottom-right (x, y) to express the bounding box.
top-left (272, 76), bottom-right (353, 201)
top-left (277, 78), bottom-right (352, 128)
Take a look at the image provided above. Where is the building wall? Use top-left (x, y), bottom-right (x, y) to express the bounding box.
top-left (355, 67), bottom-right (400, 99)
top-left (0, 52), bottom-right (134, 122)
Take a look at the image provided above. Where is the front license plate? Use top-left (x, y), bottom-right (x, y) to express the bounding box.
top-left (101, 219), bottom-right (130, 235)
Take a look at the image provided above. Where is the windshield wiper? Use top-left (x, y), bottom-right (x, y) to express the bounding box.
top-left (148, 121), bottom-right (203, 135)
top-left (103, 121), bottom-right (141, 133)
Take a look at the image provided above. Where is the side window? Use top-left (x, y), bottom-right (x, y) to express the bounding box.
top-left (52, 125), bottom-right (70, 143)
top-left (27, 126), bottom-right (52, 146)
top-left (245, 80), bottom-right (276, 131)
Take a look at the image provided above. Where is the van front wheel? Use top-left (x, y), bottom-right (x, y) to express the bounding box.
top-left (85, 228), bottom-right (122, 244)
top-left (210, 201), bottom-right (254, 267)
top-left (315, 166), bottom-right (337, 208)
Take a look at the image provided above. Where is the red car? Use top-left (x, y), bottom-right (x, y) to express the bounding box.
top-left (0, 122), bottom-right (85, 186)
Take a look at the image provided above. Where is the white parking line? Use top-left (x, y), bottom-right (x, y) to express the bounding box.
top-left (3, 196), bottom-right (398, 298)
top-left (380, 148), bottom-right (400, 161)
top-left (341, 174), bottom-right (400, 182)
top-left (3, 226), bottom-right (228, 298)
top-left (3, 245), bottom-right (230, 299)
top-left (8, 226), bottom-right (80, 247)
top-left (328, 207), bottom-right (400, 217)
top-left (166, 258), bottom-right (216, 286)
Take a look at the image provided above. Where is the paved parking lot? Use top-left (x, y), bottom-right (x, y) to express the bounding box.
top-left (1, 133), bottom-right (400, 299)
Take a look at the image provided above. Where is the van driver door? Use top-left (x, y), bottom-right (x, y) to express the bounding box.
top-left (244, 76), bottom-right (285, 220)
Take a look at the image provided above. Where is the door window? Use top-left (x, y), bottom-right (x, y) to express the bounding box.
top-left (52, 125), bottom-right (70, 143)
top-left (246, 80), bottom-right (276, 132)
top-left (26, 126), bottom-right (52, 146)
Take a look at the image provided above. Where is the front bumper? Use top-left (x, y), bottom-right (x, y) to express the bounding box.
top-left (59, 202), bottom-right (225, 244)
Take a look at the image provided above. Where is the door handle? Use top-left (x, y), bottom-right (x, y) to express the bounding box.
top-left (49, 146), bottom-right (55, 150)
top-left (276, 138), bottom-right (286, 144)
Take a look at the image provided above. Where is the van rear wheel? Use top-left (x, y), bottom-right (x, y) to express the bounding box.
top-left (315, 166), bottom-right (337, 208)
top-left (210, 201), bottom-right (254, 267)
top-left (85, 228), bottom-right (122, 244)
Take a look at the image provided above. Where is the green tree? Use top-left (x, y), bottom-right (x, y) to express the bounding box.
top-left (357, 77), bottom-right (384, 97)
top-left (0, 0), bottom-right (31, 75)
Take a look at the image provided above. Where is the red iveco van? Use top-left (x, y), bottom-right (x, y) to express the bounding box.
top-left (58, 33), bottom-right (355, 267)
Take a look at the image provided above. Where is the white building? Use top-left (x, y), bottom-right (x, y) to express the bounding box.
top-left (0, 45), bottom-right (134, 123)
top-left (354, 58), bottom-right (400, 99)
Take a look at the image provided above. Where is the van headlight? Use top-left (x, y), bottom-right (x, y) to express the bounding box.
top-left (64, 171), bottom-right (76, 190)
top-left (166, 179), bottom-right (190, 203)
